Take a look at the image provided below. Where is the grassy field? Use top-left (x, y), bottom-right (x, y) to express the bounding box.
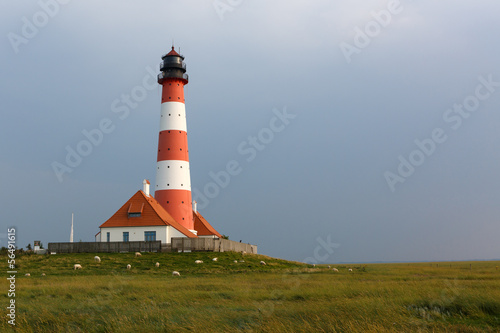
top-left (1, 252), bottom-right (499, 332)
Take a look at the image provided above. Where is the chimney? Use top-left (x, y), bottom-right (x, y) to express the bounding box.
top-left (193, 200), bottom-right (197, 213)
top-left (143, 179), bottom-right (150, 196)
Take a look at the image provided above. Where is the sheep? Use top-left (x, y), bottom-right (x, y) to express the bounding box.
top-left (241, 251), bottom-right (246, 255)
top-left (155, 262), bottom-right (160, 268)
top-left (312, 264), bottom-right (316, 268)
top-left (195, 260), bottom-right (203, 264)
top-left (260, 261), bottom-right (266, 265)
top-left (212, 258), bottom-right (218, 262)
top-left (41, 273), bottom-right (46, 277)
top-left (348, 268), bottom-right (353, 272)
top-left (239, 260), bottom-right (245, 263)
top-left (74, 264), bottom-right (82, 270)
top-left (25, 273), bottom-right (31, 277)
top-left (172, 271), bottom-right (180, 276)
top-left (328, 265), bottom-right (331, 269)
top-left (127, 264), bottom-right (131, 270)
top-left (135, 252), bottom-right (142, 257)
top-left (233, 260), bottom-right (238, 263)
top-left (94, 256), bottom-right (101, 263)
top-left (332, 268), bottom-right (339, 272)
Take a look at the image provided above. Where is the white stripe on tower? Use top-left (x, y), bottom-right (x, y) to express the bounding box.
top-left (155, 46), bottom-right (194, 231)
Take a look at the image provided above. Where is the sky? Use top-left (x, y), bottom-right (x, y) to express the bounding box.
top-left (1, 0), bottom-right (500, 263)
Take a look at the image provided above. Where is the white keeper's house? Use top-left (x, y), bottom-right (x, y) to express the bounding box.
top-left (97, 180), bottom-right (222, 244)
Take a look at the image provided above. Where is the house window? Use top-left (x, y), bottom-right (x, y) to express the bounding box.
top-left (128, 212), bottom-right (141, 217)
top-left (123, 232), bottom-right (129, 242)
top-left (106, 232), bottom-right (110, 242)
top-left (144, 231), bottom-right (156, 242)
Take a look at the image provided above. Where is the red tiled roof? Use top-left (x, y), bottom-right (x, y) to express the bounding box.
top-left (193, 211), bottom-right (222, 238)
top-left (99, 191), bottom-right (197, 238)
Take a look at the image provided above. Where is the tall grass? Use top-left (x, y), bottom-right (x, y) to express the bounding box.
top-left (1, 253), bottom-right (499, 332)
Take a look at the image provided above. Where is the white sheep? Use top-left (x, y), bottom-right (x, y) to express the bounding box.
top-left (135, 252), bottom-right (142, 257)
top-left (195, 260), bottom-right (203, 264)
top-left (312, 264), bottom-right (316, 268)
top-left (155, 262), bottom-right (160, 268)
top-left (233, 260), bottom-right (238, 263)
top-left (41, 273), bottom-right (46, 277)
top-left (328, 265), bottom-right (331, 269)
top-left (241, 251), bottom-right (246, 255)
top-left (332, 268), bottom-right (339, 272)
top-left (239, 260), bottom-right (245, 263)
top-left (348, 268), bottom-right (353, 272)
top-left (260, 261), bottom-right (266, 265)
top-left (127, 264), bottom-right (131, 270)
top-left (74, 264), bottom-right (82, 270)
top-left (25, 273), bottom-right (31, 277)
top-left (172, 271), bottom-right (180, 276)
top-left (94, 256), bottom-right (101, 263)
top-left (212, 258), bottom-right (218, 262)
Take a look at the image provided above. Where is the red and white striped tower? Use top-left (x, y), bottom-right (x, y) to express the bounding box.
top-left (155, 46), bottom-right (194, 232)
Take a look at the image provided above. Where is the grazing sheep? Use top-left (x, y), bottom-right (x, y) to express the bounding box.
top-left (41, 273), bottom-right (46, 277)
top-left (332, 268), bottom-right (339, 272)
top-left (135, 252), bottom-right (142, 257)
top-left (260, 261), bottom-right (266, 266)
top-left (348, 268), bottom-right (353, 272)
top-left (212, 258), bottom-right (218, 262)
top-left (25, 273), bottom-right (31, 277)
top-left (312, 264), bottom-right (316, 268)
top-left (74, 264), bottom-right (82, 270)
top-left (195, 260), bottom-right (203, 264)
top-left (239, 260), bottom-right (245, 263)
top-left (94, 256), bottom-right (101, 263)
top-left (127, 264), bottom-right (131, 270)
top-left (172, 271), bottom-right (180, 276)
top-left (328, 265), bottom-right (331, 269)
top-left (233, 260), bottom-right (238, 263)
top-left (155, 262), bottom-right (160, 268)
top-left (241, 251), bottom-right (246, 255)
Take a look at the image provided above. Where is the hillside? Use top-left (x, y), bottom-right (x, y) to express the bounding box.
top-left (1, 252), bottom-right (499, 332)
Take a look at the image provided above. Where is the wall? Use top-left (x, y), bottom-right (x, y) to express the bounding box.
top-left (100, 226), bottom-right (168, 243)
top-left (171, 238), bottom-right (257, 254)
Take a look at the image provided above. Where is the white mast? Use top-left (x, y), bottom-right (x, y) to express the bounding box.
top-left (70, 213), bottom-right (74, 243)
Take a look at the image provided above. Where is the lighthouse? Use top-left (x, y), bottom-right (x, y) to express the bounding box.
top-left (154, 46), bottom-right (195, 232)
top-left (99, 46), bottom-right (223, 244)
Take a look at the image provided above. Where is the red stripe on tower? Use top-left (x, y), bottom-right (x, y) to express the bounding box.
top-left (155, 46), bottom-right (194, 231)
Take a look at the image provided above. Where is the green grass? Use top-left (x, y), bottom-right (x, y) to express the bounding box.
top-left (1, 252), bottom-right (499, 332)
